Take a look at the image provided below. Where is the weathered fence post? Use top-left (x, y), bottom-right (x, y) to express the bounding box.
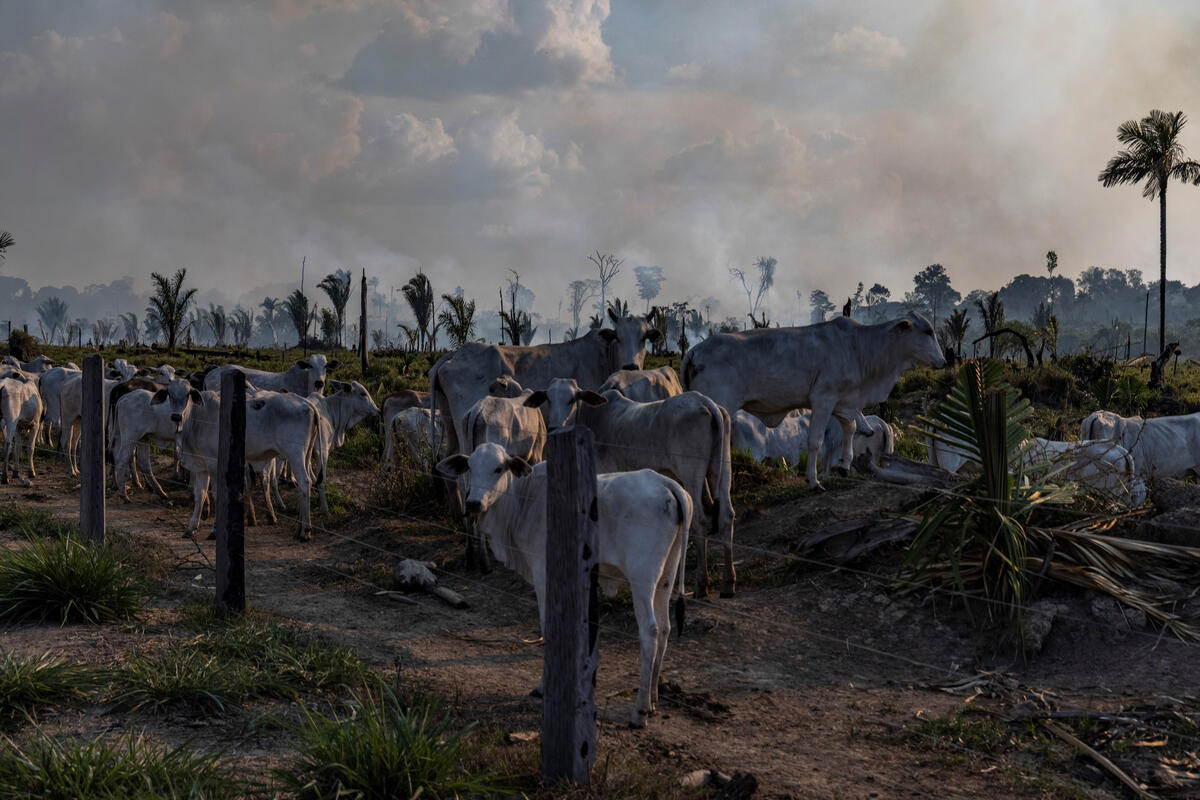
top-left (79, 354), bottom-right (105, 544)
top-left (542, 426), bottom-right (599, 786)
top-left (360, 268), bottom-right (369, 374)
top-left (215, 369), bottom-right (246, 616)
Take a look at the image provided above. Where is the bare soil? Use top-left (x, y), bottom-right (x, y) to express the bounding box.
top-left (3, 455), bottom-right (1199, 799)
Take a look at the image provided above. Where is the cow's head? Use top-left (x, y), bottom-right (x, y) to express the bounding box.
top-left (151, 378), bottom-right (203, 430)
top-left (487, 376), bottom-right (524, 398)
top-left (891, 312), bottom-right (946, 369)
top-left (436, 443), bottom-right (531, 516)
top-left (291, 354), bottom-right (341, 395)
top-left (333, 379), bottom-right (381, 418)
top-left (106, 359), bottom-right (136, 382)
top-left (524, 377), bottom-right (606, 431)
top-left (600, 310), bottom-right (662, 371)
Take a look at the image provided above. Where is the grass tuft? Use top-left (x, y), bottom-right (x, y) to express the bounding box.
top-left (0, 731), bottom-right (245, 800)
top-left (274, 684), bottom-right (501, 800)
top-left (0, 537), bottom-right (149, 624)
top-left (0, 504), bottom-right (78, 541)
top-left (0, 653), bottom-right (101, 725)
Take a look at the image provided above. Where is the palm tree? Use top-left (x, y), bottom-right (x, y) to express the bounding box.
top-left (401, 271), bottom-right (435, 352)
top-left (143, 315), bottom-right (162, 346)
top-left (229, 307), bottom-right (253, 348)
top-left (1099, 109), bottom-right (1200, 372)
top-left (204, 303), bottom-right (228, 347)
top-left (319, 308), bottom-right (339, 346)
top-left (974, 292), bottom-right (1004, 358)
top-left (146, 269), bottom-right (198, 353)
top-left (119, 312), bottom-right (139, 346)
top-left (438, 293), bottom-right (477, 348)
top-left (283, 289), bottom-right (316, 347)
top-left (318, 269), bottom-right (352, 348)
top-left (941, 308), bottom-right (970, 362)
top-left (258, 297), bottom-right (281, 347)
top-left (35, 297), bottom-right (69, 345)
top-left (0, 231), bottom-right (13, 261)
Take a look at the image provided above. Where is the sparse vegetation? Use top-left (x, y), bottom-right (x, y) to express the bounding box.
top-left (0, 653), bottom-right (100, 725)
top-left (0, 536), bottom-right (150, 624)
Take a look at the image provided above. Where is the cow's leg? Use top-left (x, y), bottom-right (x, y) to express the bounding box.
top-left (708, 479), bottom-right (736, 598)
top-left (244, 466), bottom-right (258, 527)
top-left (692, 484), bottom-right (712, 599)
top-left (130, 443), bottom-right (146, 489)
top-left (833, 412), bottom-right (856, 476)
top-left (185, 473), bottom-right (207, 536)
top-left (630, 587), bottom-right (661, 728)
top-left (806, 405), bottom-right (834, 490)
top-left (292, 456), bottom-right (312, 541)
top-left (114, 440), bottom-right (134, 502)
top-left (24, 429), bottom-right (36, 481)
top-left (260, 465), bottom-right (278, 525)
top-left (2, 430), bottom-right (12, 485)
top-left (270, 461), bottom-right (286, 511)
top-left (139, 444), bottom-right (168, 499)
top-left (650, 567), bottom-right (676, 711)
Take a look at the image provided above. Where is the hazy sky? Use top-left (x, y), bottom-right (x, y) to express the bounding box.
top-left (4, 0), bottom-right (1200, 324)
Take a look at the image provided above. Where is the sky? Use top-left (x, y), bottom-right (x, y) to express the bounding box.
top-left (4, 0), bottom-right (1200, 328)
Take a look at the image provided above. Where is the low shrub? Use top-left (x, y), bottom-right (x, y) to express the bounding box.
top-left (0, 537), bottom-right (149, 624)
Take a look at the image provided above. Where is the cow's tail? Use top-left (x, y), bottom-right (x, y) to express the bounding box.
top-left (680, 348), bottom-right (700, 390)
top-left (667, 478), bottom-right (693, 639)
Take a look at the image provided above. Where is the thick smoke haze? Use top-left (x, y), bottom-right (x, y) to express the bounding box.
top-left (4, 0), bottom-right (1200, 334)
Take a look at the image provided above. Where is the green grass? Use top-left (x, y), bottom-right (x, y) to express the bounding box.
top-left (0, 504), bottom-right (77, 541)
top-left (0, 536), bottom-right (150, 624)
top-left (110, 614), bottom-right (373, 715)
top-left (0, 653), bottom-right (102, 725)
top-left (328, 423), bottom-right (381, 470)
top-left (0, 731), bottom-right (245, 800)
top-left (274, 685), bottom-right (502, 800)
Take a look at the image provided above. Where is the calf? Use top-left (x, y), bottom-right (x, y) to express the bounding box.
top-left (530, 379), bottom-right (735, 598)
top-left (381, 389), bottom-right (431, 470)
top-left (437, 442), bottom-right (690, 728)
top-left (0, 376), bottom-right (43, 485)
top-left (732, 410), bottom-right (894, 469)
top-left (110, 380), bottom-right (203, 501)
top-left (599, 366), bottom-right (684, 403)
top-left (1023, 437), bottom-right (1146, 507)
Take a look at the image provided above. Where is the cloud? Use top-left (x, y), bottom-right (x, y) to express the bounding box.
top-left (825, 26), bottom-right (906, 71)
top-left (665, 61), bottom-right (703, 82)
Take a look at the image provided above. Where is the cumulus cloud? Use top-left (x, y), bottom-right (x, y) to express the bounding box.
top-left (825, 26), bottom-right (906, 71)
top-left (665, 61), bottom-right (703, 81)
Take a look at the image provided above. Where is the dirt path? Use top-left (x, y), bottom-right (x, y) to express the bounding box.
top-left (4, 453), bottom-right (1197, 798)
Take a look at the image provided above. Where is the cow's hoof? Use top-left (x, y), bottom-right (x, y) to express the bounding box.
top-left (810, 482), bottom-right (826, 493)
top-left (297, 530), bottom-right (312, 542)
top-left (182, 530), bottom-right (196, 540)
top-left (628, 713), bottom-right (647, 729)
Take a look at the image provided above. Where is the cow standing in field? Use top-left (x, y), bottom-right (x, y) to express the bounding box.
top-left (306, 380), bottom-right (380, 513)
top-left (530, 379), bottom-right (735, 598)
top-left (0, 376), bottom-right (43, 485)
top-left (683, 312), bottom-right (946, 490)
top-left (599, 366), bottom-right (684, 403)
top-left (732, 409), bottom-right (895, 470)
top-left (1080, 410), bottom-right (1200, 482)
top-left (3, 355), bottom-right (56, 375)
top-left (109, 379), bottom-right (204, 501)
top-left (204, 354), bottom-right (341, 397)
top-left (37, 364), bottom-right (79, 447)
top-left (58, 373), bottom-right (120, 475)
top-left (391, 407), bottom-right (446, 471)
top-left (429, 310), bottom-right (661, 460)
top-left (437, 442), bottom-right (691, 728)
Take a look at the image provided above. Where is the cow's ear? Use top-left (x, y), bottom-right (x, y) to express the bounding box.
top-left (487, 377), bottom-right (508, 394)
top-left (326, 359), bottom-right (341, 371)
top-left (507, 456), bottom-right (533, 477)
top-left (598, 329), bottom-right (618, 343)
top-left (278, 387), bottom-right (289, 393)
top-left (294, 360), bottom-right (312, 369)
top-left (608, 307), bottom-right (620, 324)
top-left (151, 389), bottom-right (168, 405)
top-left (435, 454), bottom-right (470, 477)
top-left (523, 390), bottom-right (548, 408)
top-left (188, 389), bottom-right (203, 405)
top-left (645, 328), bottom-right (662, 344)
top-left (891, 319), bottom-right (913, 333)
top-left (339, 381), bottom-right (352, 393)
top-left (577, 390), bottom-right (607, 407)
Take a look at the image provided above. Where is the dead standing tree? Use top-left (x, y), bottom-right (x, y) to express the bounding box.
top-left (587, 251), bottom-right (623, 322)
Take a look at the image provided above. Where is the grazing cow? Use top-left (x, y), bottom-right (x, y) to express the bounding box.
top-left (2, 355), bottom-right (56, 375)
top-left (380, 389), bottom-right (431, 471)
top-left (110, 380), bottom-right (204, 501)
top-left (307, 381), bottom-right (380, 512)
top-left (600, 366), bottom-right (684, 403)
top-left (732, 410), bottom-right (894, 469)
top-left (106, 359), bottom-right (137, 382)
top-left (0, 376), bottom-right (43, 485)
top-left (1078, 410), bottom-right (1200, 481)
top-left (37, 365), bottom-right (80, 447)
top-left (1022, 437), bottom-right (1147, 507)
top-left (178, 390), bottom-right (319, 539)
top-left (429, 311), bottom-right (661, 459)
top-left (529, 379), bottom-right (735, 598)
top-left (391, 407), bottom-right (446, 471)
top-left (204, 353), bottom-right (341, 397)
top-left (58, 373), bottom-right (120, 475)
top-left (135, 364), bottom-right (177, 385)
top-left (437, 443), bottom-right (690, 728)
top-left (682, 312), bottom-right (945, 489)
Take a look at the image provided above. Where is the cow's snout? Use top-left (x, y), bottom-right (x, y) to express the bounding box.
top-left (314, 379), bottom-right (324, 389)
top-left (170, 413), bottom-right (182, 423)
top-left (465, 499), bottom-right (482, 514)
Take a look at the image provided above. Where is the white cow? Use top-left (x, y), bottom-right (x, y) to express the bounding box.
top-left (380, 389), bottom-right (432, 471)
top-left (106, 359), bottom-right (137, 382)
top-left (37, 365), bottom-right (79, 447)
top-left (0, 377), bottom-right (43, 485)
top-left (136, 364), bottom-right (177, 385)
top-left (1022, 437), bottom-right (1147, 507)
top-left (58, 373), bottom-right (120, 475)
top-left (109, 380), bottom-right (204, 501)
top-left (732, 410), bottom-right (895, 469)
top-left (1079, 410), bottom-right (1200, 481)
top-left (683, 312), bottom-right (945, 489)
top-left (461, 385), bottom-right (548, 466)
top-left (179, 390), bottom-right (320, 539)
top-left (437, 442), bottom-right (691, 728)
top-left (391, 407), bottom-right (446, 471)
top-left (307, 381), bottom-right (380, 512)
top-left (3, 355), bottom-right (56, 375)
top-left (599, 366), bottom-right (684, 403)
top-left (205, 353), bottom-right (341, 397)
top-left (529, 379), bottom-right (735, 598)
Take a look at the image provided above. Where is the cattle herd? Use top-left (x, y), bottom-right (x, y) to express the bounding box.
top-left (0, 309), bottom-right (1195, 726)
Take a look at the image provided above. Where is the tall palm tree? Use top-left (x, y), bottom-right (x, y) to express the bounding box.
top-left (35, 296), bottom-right (69, 345)
top-left (258, 297), bottom-right (281, 347)
top-left (204, 303), bottom-right (228, 347)
top-left (974, 292), bottom-right (1004, 358)
top-left (1099, 109), bottom-right (1200, 366)
top-left (119, 312), bottom-right (139, 346)
top-left (401, 271), bottom-right (434, 352)
top-left (229, 307), bottom-right (253, 348)
top-left (283, 290), bottom-right (316, 347)
top-left (438, 293), bottom-right (477, 348)
top-left (146, 269), bottom-right (198, 353)
top-left (318, 269), bottom-right (352, 348)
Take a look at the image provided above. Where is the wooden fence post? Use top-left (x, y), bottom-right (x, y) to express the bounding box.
top-left (79, 354), bottom-right (105, 544)
top-left (542, 426), bottom-right (599, 786)
top-left (215, 369), bottom-right (246, 616)
top-left (360, 268), bottom-right (369, 374)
